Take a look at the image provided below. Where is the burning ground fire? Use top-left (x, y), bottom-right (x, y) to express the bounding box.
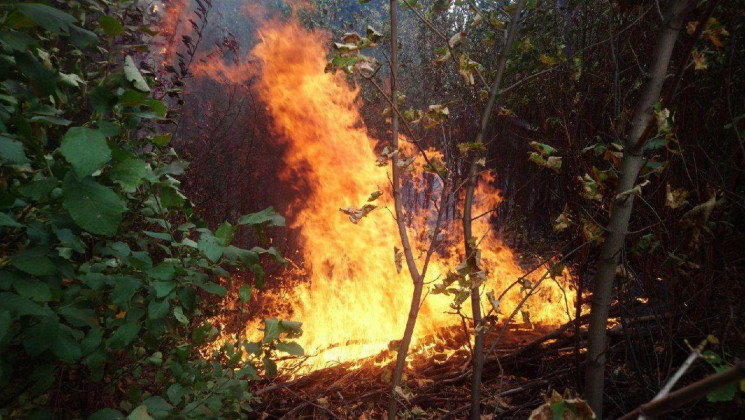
top-left (249, 21), bottom-right (576, 372)
top-left (175, 12), bottom-right (577, 372)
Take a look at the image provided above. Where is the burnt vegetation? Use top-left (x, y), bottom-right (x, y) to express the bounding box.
top-left (1, 0), bottom-right (744, 419)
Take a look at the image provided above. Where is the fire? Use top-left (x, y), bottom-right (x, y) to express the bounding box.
top-left (183, 10), bottom-right (576, 371)
top-left (244, 20), bottom-right (576, 371)
top-left (152, 0), bottom-right (191, 64)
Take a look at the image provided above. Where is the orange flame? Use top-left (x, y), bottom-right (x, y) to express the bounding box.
top-left (244, 21), bottom-right (576, 371)
top-left (153, 0), bottom-right (192, 63)
top-left (193, 18), bottom-right (576, 371)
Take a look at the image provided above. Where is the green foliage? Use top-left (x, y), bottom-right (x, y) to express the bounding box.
top-left (702, 348), bottom-right (742, 403)
top-left (0, 2), bottom-right (298, 418)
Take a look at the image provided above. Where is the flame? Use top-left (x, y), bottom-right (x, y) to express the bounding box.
top-left (243, 20), bottom-right (576, 372)
top-left (191, 17), bottom-right (576, 372)
top-left (153, 0), bottom-right (192, 64)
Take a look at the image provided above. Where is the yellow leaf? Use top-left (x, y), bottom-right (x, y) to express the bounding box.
top-left (707, 334), bottom-right (720, 344)
top-left (691, 50), bottom-right (707, 70)
top-left (665, 184), bottom-right (688, 209)
top-left (686, 21), bottom-right (699, 35)
top-left (448, 31), bottom-right (466, 48)
top-left (539, 54), bottom-right (559, 66)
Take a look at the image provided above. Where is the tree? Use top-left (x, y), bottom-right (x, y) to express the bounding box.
top-left (460, 3), bottom-right (526, 418)
top-left (584, 0), bottom-right (693, 414)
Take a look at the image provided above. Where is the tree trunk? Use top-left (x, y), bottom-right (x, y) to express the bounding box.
top-left (387, 1), bottom-right (424, 418)
top-left (462, 3), bottom-right (525, 419)
top-left (584, 0), bottom-right (692, 414)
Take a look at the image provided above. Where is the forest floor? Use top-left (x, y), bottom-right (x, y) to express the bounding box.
top-left (248, 315), bottom-right (615, 419)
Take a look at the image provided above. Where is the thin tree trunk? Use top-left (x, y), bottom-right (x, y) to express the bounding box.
top-left (462, 3), bottom-right (525, 419)
top-left (584, 0), bottom-right (692, 415)
top-left (387, 1), bottom-right (423, 417)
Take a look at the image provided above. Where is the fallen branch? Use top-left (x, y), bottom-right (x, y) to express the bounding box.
top-left (618, 361), bottom-right (745, 420)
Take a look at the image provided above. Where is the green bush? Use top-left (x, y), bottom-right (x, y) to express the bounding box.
top-left (0, 2), bottom-right (299, 418)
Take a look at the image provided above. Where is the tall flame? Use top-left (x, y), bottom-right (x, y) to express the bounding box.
top-left (245, 20), bottom-right (576, 371)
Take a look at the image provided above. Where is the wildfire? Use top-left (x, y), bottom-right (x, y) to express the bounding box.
top-left (244, 20), bottom-right (576, 371)
top-left (152, 0), bottom-right (191, 64)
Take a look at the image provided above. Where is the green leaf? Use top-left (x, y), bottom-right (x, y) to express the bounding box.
top-left (263, 318), bottom-right (280, 343)
top-left (59, 307), bottom-right (98, 328)
top-left (123, 56), bottom-right (149, 92)
top-left (70, 25), bottom-right (98, 49)
top-left (90, 86), bottom-right (118, 114)
top-left (107, 321), bottom-right (140, 348)
top-left (146, 263), bottom-right (175, 281)
top-left (198, 282), bottom-right (226, 297)
top-left (645, 137), bottom-right (667, 151)
top-left (0, 30), bottom-right (38, 53)
top-left (147, 351), bottom-right (162, 365)
top-left (265, 246), bottom-right (286, 265)
top-left (58, 72), bottom-right (85, 89)
top-left (222, 246), bottom-right (259, 265)
top-left (62, 173), bottom-right (126, 236)
top-left (215, 222), bottom-right (234, 246)
top-left (160, 185), bottom-right (186, 209)
top-left (16, 50), bottom-right (57, 95)
top-left (529, 141), bottom-right (558, 156)
top-left (238, 207), bottom-right (285, 227)
top-left (707, 382), bottom-right (736, 402)
top-left (51, 327), bottom-right (82, 362)
top-left (110, 158), bottom-right (149, 192)
top-left (173, 306), bottom-right (188, 324)
top-left (127, 405), bottom-right (154, 420)
top-left (118, 90), bottom-right (148, 106)
top-left (11, 249), bottom-right (57, 276)
top-left (141, 397), bottom-right (173, 418)
top-left (275, 341), bottom-right (304, 357)
top-left (279, 320), bottom-right (303, 333)
top-left (99, 15), bottom-right (124, 37)
top-left (238, 284), bottom-right (252, 302)
top-left (13, 277), bottom-right (53, 302)
top-left (166, 383), bottom-right (186, 405)
top-left (81, 328), bottom-right (103, 355)
top-left (16, 3), bottom-right (77, 34)
top-left (111, 276), bottom-right (141, 307)
top-left (143, 231), bottom-right (172, 242)
top-left (243, 341), bottom-right (262, 356)
top-left (707, 365), bottom-right (736, 402)
top-left (19, 176), bottom-right (57, 200)
top-left (85, 349), bottom-right (107, 381)
top-left (150, 134), bottom-right (171, 147)
top-left (144, 99), bottom-right (166, 118)
top-left (154, 161), bottom-right (188, 177)
top-left (197, 234), bottom-right (224, 262)
top-left (236, 363), bottom-right (259, 380)
top-left (0, 135), bottom-right (29, 164)
top-left (0, 212), bottom-right (22, 228)
top-left (0, 292), bottom-right (48, 317)
top-left (148, 299), bottom-right (169, 320)
top-left (30, 114), bottom-right (72, 126)
top-left (263, 357), bottom-right (277, 378)
top-left (23, 316), bottom-right (60, 356)
top-left (60, 127), bottom-right (112, 177)
top-left (151, 281), bottom-right (176, 298)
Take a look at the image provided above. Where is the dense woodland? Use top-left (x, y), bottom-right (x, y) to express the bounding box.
top-left (1, 0), bottom-right (744, 419)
